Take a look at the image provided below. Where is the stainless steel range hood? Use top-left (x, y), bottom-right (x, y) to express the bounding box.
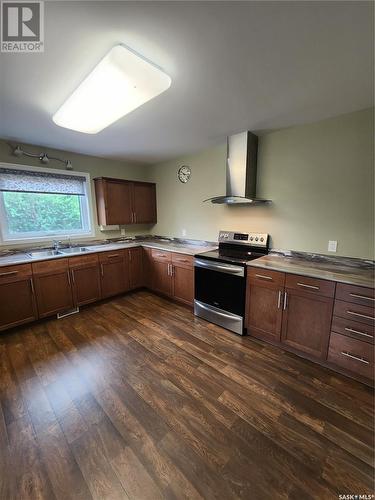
top-left (204, 131), bottom-right (271, 205)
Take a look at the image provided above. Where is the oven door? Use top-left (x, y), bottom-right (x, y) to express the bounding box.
top-left (194, 258), bottom-right (246, 334)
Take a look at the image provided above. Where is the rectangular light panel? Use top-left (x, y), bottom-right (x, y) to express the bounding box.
top-left (53, 44), bottom-right (171, 134)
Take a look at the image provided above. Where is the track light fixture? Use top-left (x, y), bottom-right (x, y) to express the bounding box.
top-left (8, 143), bottom-right (73, 170)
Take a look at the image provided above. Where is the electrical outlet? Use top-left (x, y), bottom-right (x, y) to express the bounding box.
top-left (120, 228), bottom-right (126, 236)
top-left (182, 229), bottom-right (187, 237)
top-left (328, 240), bottom-right (337, 252)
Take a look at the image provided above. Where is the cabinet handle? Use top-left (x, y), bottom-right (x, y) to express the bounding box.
top-left (0, 270), bottom-right (18, 277)
top-left (129, 250), bottom-right (132, 262)
top-left (283, 291), bottom-right (288, 310)
top-left (67, 270), bottom-right (71, 286)
top-left (277, 290), bottom-right (282, 309)
top-left (349, 293), bottom-right (375, 302)
top-left (255, 274), bottom-right (273, 280)
top-left (341, 351), bottom-right (370, 364)
top-left (100, 264), bottom-right (104, 277)
top-left (344, 327), bottom-right (373, 339)
top-left (29, 278), bottom-right (35, 295)
top-left (170, 265), bottom-right (174, 277)
top-left (347, 310), bottom-right (375, 321)
top-left (107, 254), bottom-right (119, 258)
top-left (297, 282), bottom-right (320, 290)
top-left (133, 212), bottom-right (137, 223)
top-left (71, 269), bottom-right (75, 285)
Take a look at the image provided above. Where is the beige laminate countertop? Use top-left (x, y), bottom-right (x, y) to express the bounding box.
top-left (248, 254), bottom-right (374, 289)
top-left (0, 240), bottom-right (218, 268)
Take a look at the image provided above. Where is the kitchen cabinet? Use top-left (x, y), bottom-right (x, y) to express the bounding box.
top-left (94, 177), bottom-right (157, 226)
top-left (99, 250), bottom-right (129, 298)
top-left (0, 264), bottom-right (38, 331)
top-left (32, 259), bottom-right (74, 318)
top-left (280, 274), bottom-right (335, 359)
top-left (245, 269), bottom-right (285, 342)
top-left (171, 253), bottom-right (194, 306)
top-left (128, 247), bottom-right (144, 289)
top-left (142, 247), bottom-right (153, 289)
top-left (69, 254), bottom-right (101, 306)
top-left (132, 182), bottom-right (157, 224)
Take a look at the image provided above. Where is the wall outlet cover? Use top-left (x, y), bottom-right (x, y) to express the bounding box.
top-left (120, 228), bottom-right (126, 236)
top-left (328, 240), bottom-right (338, 252)
top-left (182, 229), bottom-right (187, 237)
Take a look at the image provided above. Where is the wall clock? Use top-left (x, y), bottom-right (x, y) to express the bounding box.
top-left (178, 165), bottom-right (191, 183)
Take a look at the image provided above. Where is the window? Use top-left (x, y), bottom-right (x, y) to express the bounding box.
top-left (0, 164), bottom-right (93, 242)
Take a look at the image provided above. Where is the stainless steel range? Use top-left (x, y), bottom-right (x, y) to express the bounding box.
top-left (194, 230), bottom-right (269, 335)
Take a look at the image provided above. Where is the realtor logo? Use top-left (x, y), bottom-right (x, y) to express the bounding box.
top-left (1, 0), bottom-right (44, 52)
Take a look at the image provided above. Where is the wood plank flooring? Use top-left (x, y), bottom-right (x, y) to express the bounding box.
top-left (0, 290), bottom-right (373, 499)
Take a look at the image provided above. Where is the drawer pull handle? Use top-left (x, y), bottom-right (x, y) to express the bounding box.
top-left (0, 270), bottom-right (18, 277)
top-left (344, 327), bottom-right (373, 339)
top-left (297, 282), bottom-right (320, 290)
top-left (255, 274), bottom-right (273, 280)
top-left (107, 254), bottom-right (119, 258)
top-left (341, 351), bottom-right (370, 364)
top-left (177, 258), bottom-right (188, 262)
top-left (349, 293), bottom-right (375, 302)
top-left (347, 310), bottom-right (375, 321)
top-left (283, 291), bottom-right (288, 310)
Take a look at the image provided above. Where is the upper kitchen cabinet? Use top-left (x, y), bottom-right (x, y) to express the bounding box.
top-left (94, 177), bottom-right (157, 226)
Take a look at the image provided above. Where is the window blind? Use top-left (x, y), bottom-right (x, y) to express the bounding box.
top-left (0, 168), bottom-right (86, 196)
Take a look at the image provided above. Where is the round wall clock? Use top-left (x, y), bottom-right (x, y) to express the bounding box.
top-left (178, 165), bottom-right (191, 183)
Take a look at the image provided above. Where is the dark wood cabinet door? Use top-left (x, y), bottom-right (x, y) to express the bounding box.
top-left (246, 283), bottom-right (283, 341)
top-left (100, 260), bottom-right (127, 298)
top-left (71, 265), bottom-right (101, 306)
top-left (105, 180), bottom-right (133, 225)
top-left (129, 248), bottom-right (144, 289)
top-left (0, 278), bottom-right (37, 331)
top-left (34, 271), bottom-right (74, 318)
top-left (281, 288), bottom-right (333, 359)
top-left (95, 178), bottom-right (133, 225)
top-left (132, 182), bottom-right (157, 224)
top-left (172, 265), bottom-right (194, 306)
top-left (152, 261), bottom-right (172, 296)
top-left (142, 248), bottom-right (153, 289)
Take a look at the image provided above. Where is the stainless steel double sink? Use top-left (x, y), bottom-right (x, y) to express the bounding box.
top-left (27, 247), bottom-right (91, 259)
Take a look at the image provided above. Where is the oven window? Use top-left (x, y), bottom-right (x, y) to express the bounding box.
top-left (195, 266), bottom-right (245, 316)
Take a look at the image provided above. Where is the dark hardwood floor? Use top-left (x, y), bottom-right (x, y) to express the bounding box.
top-left (0, 290), bottom-right (373, 499)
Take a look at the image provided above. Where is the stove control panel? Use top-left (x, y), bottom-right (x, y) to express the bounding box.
top-left (218, 231), bottom-right (269, 247)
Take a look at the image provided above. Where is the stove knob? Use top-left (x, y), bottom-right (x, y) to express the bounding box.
top-left (255, 237), bottom-right (259, 242)
top-left (260, 237), bottom-right (264, 242)
top-left (250, 236), bottom-right (253, 241)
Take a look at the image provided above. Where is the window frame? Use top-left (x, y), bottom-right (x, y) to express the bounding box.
top-left (0, 162), bottom-right (95, 244)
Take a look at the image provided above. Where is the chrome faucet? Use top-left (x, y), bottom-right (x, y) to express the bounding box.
top-left (52, 240), bottom-right (62, 251)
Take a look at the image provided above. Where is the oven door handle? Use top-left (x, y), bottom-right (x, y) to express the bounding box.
top-left (194, 258), bottom-right (244, 276)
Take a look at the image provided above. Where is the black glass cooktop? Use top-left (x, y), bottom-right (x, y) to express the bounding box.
top-left (195, 249), bottom-right (265, 266)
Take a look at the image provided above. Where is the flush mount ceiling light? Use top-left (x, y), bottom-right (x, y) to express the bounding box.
top-left (52, 44), bottom-right (172, 134)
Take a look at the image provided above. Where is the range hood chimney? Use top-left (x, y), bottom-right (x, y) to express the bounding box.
top-left (204, 131), bottom-right (271, 205)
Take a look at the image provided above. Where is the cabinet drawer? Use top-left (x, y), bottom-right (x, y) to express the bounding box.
top-left (327, 332), bottom-right (374, 380)
top-left (336, 283), bottom-right (375, 307)
top-left (248, 268), bottom-right (285, 287)
top-left (334, 300), bottom-right (375, 326)
top-left (151, 249), bottom-right (171, 262)
top-left (331, 316), bottom-right (374, 344)
top-left (99, 250), bottom-right (124, 263)
top-left (69, 253), bottom-right (99, 268)
top-left (0, 263), bottom-right (32, 283)
top-left (172, 252), bottom-right (193, 269)
top-left (32, 258), bottom-right (69, 276)
top-left (285, 274), bottom-right (335, 298)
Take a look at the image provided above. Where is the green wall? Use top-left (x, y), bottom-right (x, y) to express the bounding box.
top-left (149, 108), bottom-right (374, 259)
top-left (0, 139), bottom-right (152, 248)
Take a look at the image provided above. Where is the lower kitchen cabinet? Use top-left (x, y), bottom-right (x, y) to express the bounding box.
top-left (152, 260), bottom-right (172, 296)
top-left (128, 247), bottom-right (144, 289)
top-left (69, 254), bottom-right (101, 306)
top-left (32, 259), bottom-right (74, 318)
top-left (0, 264), bottom-right (38, 331)
top-left (172, 266), bottom-right (194, 306)
top-left (246, 269), bottom-right (285, 342)
top-left (99, 251), bottom-right (128, 298)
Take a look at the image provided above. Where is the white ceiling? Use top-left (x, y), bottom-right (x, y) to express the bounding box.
top-left (0, 1), bottom-right (373, 164)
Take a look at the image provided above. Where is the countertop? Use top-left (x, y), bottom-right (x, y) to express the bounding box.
top-left (0, 240), bottom-right (217, 268)
top-left (248, 254), bottom-right (374, 289)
